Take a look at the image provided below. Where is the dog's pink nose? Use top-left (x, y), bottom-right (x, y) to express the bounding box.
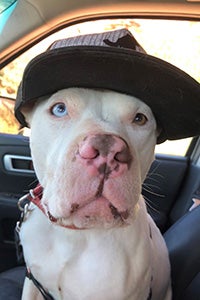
top-left (77, 134), bottom-right (132, 178)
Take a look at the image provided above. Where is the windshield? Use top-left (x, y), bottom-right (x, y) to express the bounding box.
top-left (0, 18), bottom-right (199, 155)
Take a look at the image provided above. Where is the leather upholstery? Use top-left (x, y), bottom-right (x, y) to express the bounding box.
top-left (164, 206), bottom-right (200, 300)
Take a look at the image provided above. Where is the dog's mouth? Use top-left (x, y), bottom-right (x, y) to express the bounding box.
top-left (42, 174), bottom-right (134, 229)
top-left (45, 196), bottom-right (131, 230)
top-left (47, 210), bottom-right (82, 229)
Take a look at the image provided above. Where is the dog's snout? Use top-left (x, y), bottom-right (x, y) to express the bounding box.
top-left (79, 134), bottom-right (130, 162)
top-left (77, 134), bottom-right (132, 178)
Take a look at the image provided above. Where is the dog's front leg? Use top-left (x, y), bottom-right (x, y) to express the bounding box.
top-left (22, 278), bottom-right (44, 300)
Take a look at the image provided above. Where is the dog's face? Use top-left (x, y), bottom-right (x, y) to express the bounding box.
top-left (23, 88), bottom-right (158, 229)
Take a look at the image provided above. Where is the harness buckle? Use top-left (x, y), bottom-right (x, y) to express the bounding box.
top-left (18, 194), bottom-right (30, 211)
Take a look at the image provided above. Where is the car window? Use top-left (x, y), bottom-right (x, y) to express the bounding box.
top-left (0, 96), bottom-right (20, 134)
top-left (0, 18), bottom-right (199, 156)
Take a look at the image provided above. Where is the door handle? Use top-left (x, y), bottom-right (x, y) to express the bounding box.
top-left (3, 154), bottom-right (34, 174)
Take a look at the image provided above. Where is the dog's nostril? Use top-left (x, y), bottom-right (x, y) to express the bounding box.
top-left (78, 134), bottom-right (132, 169)
top-left (79, 144), bottom-right (99, 159)
top-left (114, 147), bottom-right (132, 164)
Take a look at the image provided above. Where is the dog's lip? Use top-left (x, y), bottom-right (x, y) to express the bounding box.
top-left (47, 210), bottom-right (86, 230)
top-left (46, 197), bottom-right (130, 229)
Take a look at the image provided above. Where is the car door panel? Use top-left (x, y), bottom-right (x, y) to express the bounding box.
top-left (0, 134), bottom-right (36, 272)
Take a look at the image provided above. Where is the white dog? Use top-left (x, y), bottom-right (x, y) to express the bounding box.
top-left (18, 88), bottom-right (171, 300)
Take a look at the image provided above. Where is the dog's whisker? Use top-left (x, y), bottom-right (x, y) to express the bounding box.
top-left (21, 179), bottom-right (41, 196)
top-left (143, 182), bottom-right (162, 192)
top-left (143, 195), bottom-right (162, 214)
top-left (142, 182), bottom-right (165, 197)
top-left (148, 161), bottom-right (162, 174)
top-left (143, 187), bottom-right (165, 199)
top-left (145, 172), bottom-right (164, 185)
top-left (146, 171), bottom-right (163, 178)
top-left (145, 177), bottom-right (163, 186)
top-left (143, 177), bottom-right (165, 212)
top-left (22, 179), bottom-right (39, 193)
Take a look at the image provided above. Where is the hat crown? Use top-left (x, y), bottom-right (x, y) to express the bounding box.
top-left (49, 28), bottom-right (146, 54)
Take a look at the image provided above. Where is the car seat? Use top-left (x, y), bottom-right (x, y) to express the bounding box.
top-left (164, 205), bottom-right (200, 300)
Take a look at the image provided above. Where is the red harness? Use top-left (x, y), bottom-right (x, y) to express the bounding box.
top-left (16, 184), bottom-right (55, 299)
top-left (26, 184), bottom-right (44, 211)
top-left (25, 184), bottom-right (59, 223)
top-left (18, 184), bottom-right (81, 230)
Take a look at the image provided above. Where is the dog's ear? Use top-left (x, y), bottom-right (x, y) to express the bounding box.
top-left (156, 127), bottom-right (162, 137)
top-left (155, 121), bottom-right (165, 144)
top-left (20, 100), bottom-right (37, 128)
top-left (20, 95), bottom-right (50, 128)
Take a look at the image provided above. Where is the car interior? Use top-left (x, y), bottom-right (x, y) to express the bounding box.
top-left (0, 0), bottom-right (200, 299)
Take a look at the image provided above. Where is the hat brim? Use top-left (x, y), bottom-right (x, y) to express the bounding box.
top-left (15, 46), bottom-right (200, 143)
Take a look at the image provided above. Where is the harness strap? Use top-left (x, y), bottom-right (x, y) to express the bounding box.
top-left (17, 185), bottom-right (81, 299)
top-left (17, 186), bottom-right (55, 300)
top-left (18, 184), bottom-right (80, 229)
top-left (26, 268), bottom-right (54, 300)
top-left (26, 184), bottom-right (44, 212)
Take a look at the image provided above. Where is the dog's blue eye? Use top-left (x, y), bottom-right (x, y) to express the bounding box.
top-left (51, 103), bottom-right (68, 117)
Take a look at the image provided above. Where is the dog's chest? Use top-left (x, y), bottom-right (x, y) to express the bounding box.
top-left (20, 204), bottom-right (153, 300)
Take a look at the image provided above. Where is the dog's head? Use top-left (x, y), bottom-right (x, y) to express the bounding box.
top-left (22, 88), bottom-right (158, 229)
top-left (15, 29), bottom-right (200, 230)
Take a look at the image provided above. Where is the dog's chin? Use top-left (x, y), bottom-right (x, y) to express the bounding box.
top-left (49, 216), bottom-right (130, 230)
top-left (45, 197), bottom-right (136, 230)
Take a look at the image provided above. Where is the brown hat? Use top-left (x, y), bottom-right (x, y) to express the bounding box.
top-left (15, 28), bottom-right (200, 143)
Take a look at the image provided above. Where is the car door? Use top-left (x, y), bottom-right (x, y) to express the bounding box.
top-left (0, 96), bottom-right (36, 272)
